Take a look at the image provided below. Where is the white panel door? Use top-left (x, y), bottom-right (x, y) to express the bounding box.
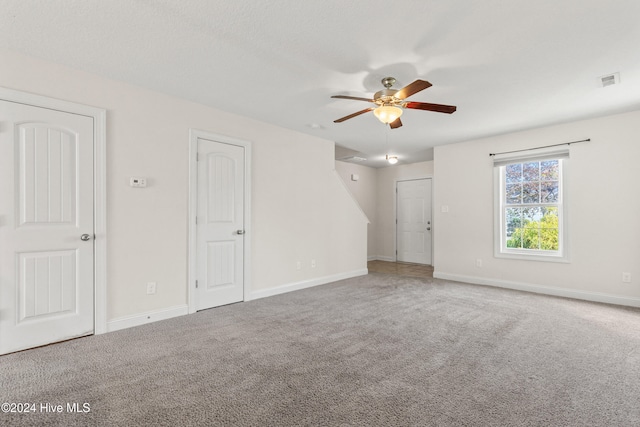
top-left (196, 138), bottom-right (245, 310)
top-left (397, 179), bottom-right (432, 265)
top-left (0, 100), bottom-right (94, 355)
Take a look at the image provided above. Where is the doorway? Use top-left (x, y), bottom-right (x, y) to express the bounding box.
top-left (0, 88), bottom-right (106, 354)
top-left (367, 260), bottom-right (434, 278)
top-left (396, 178), bottom-right (433, 265)
top-left (188, 130), bottom-right (251, 313)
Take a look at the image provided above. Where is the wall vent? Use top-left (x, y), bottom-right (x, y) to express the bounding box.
top-left (599, 72), bottom-right (620, 88)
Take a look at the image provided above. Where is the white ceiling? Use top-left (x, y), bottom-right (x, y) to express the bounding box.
top-left (3, 1), bottom-right (640, 167)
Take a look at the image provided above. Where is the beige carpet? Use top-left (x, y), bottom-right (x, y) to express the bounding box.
top-left (1, 273), bottom-right (639, 426)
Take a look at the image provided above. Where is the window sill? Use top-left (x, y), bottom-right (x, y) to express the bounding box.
top-left (494, 251), bottom-right (570, 263)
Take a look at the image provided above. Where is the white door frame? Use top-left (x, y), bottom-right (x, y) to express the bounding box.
top-left (0, 87), bottom-right (108, 334)
top-left (187, 129), bottom-right (251, 314)
top-left (394, 176), bottom-right (433, 264)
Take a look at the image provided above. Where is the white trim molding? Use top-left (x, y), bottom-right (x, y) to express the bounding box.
top-left (493, 156), bottom-right (570, 263)
top-left (248, 269), bottom-right (368, 301)
top-left (106, 305), bottom-right (189, 333)
top-left (371, 255), bottom-right (395, 262)
top-left (395, 176), bottom-right (434, 264)
top-left (188, 129), bottom-right (252, 314)
top-left (434, 271), bottom-right (640, 308)
top-left (0, 86), bottom-right (108, 335)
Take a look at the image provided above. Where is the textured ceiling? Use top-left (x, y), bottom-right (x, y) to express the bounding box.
top-left (3, 1), bottom-right (640, 167)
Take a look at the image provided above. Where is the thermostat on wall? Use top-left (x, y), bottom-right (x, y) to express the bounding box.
top-left (129, 177), bottom-right (147, 188)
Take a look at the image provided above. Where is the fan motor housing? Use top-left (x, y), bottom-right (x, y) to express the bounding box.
top-left (374, 88), bottom-right (402, 106)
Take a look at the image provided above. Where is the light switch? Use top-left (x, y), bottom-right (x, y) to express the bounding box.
top-left (351, 174), bottom-right (359, 181)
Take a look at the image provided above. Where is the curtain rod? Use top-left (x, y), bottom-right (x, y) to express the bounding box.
top-left (489, 138), bottom-right (590, 157)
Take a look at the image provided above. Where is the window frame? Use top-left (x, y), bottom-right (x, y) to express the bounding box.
top-left (493, 153), bottom-right (569, 263)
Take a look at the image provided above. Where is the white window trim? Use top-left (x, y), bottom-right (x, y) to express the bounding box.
top-left (493, 151), bottom-right (570, 263)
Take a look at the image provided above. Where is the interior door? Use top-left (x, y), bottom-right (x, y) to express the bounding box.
top-left (0, 99), bottom-right (94, 355)
top-left (196, 138), bottom-right (245, 310)
top-left (397, 178), bottom-right (432, 265)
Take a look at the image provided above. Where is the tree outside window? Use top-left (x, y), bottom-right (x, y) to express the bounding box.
top-left (495, 156), bottom-right (567, 261)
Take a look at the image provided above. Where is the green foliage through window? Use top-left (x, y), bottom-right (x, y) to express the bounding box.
top-left (502, 159), bottom-right (561, 253)
top-left (506, 208), bottom-right (559, 250)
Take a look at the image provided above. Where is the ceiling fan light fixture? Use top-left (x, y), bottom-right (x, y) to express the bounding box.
top-left (386, 154), bottom-right (398, 165)
top-left (374, 105), bottom-right (403, 124)
top-left (332, 77), bottom-right (455, 126)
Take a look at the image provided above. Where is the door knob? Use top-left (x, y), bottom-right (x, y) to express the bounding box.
top-left (80, 234), bottom-right (92, 241)
top-left (236, 230), bottom-right (245, 235)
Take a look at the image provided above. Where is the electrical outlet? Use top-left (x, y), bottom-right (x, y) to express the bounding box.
top-left (476, 259), bottom-right (482, 268)
top-left (311, 259), bottom-right (316, 268)
top-left (622, 272), bottom-right (632, 283)
top-left (146, 282), bottom-right (157, 294)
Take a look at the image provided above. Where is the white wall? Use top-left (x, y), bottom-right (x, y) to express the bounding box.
top-left (335, 160), bottom-right (434, 261)
top-left (376, 161), bottom-right (434, 261)
top-left (0, 48), bottom-right (368, 322)
top-left (335, 161), bottom-right (377, 258)
top-left (434, 110), bottom-right (640, 306)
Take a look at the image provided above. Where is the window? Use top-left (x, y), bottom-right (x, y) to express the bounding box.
top-left (494, 149), bottom-right (569, 262)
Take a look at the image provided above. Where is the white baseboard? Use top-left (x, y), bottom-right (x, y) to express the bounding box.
top-left (248, 269), bottom-right (368, 301)
top-left (106, 270), bottom-right (369, 332)
top-left (370, 255), bottom-right (395, 262)
top-left (106, 304), bottom-right (189, 333)
top-left (434, 272), bottom-right (640, 308)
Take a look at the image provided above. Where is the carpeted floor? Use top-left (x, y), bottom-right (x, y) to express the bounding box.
top-left (1, 273), bottom-right (639, 426)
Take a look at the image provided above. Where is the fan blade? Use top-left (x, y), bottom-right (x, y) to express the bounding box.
top-left (334, 107), bottom-right (375, 123)
top-left (405, 101), bottom-right (457, 114)
top-left (395, 80), bottom-right (432, 99)
top-left (389, 118), bottom-right (403, 129)
top-left (331, 95), bottom-right (375, 103)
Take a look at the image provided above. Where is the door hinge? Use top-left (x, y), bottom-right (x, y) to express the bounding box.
top-left (195, 280), bottom-right (198, 289)
top-left (196, 153), bottom-right (200, 162)
top-left (195, 216), bottom-right (198, 224)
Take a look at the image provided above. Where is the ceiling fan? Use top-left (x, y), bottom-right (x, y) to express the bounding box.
top-left (331, 77), bottom-right (456, 129)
